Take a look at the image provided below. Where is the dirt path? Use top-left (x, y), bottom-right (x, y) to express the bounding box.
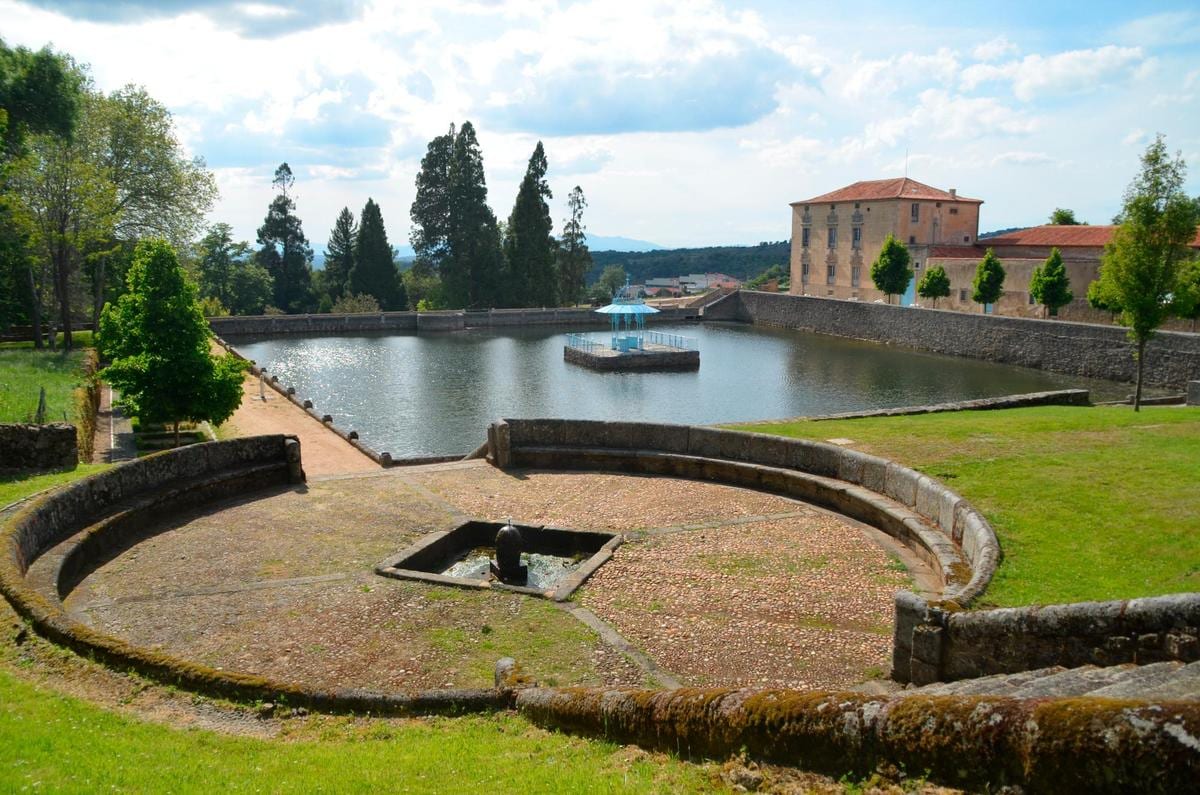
top-left (221, 370), bottom-right (378, 477)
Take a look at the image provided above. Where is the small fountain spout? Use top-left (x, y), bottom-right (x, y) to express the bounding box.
top-left (491, 517), bottom-right (528, 585)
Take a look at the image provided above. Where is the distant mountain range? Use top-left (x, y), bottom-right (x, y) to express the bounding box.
top-left (586, 235), bottom-right (664, 252)
top-left (588, 241), bottom-right (788, 284)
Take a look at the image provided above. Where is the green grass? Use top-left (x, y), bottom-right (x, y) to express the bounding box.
top-left (0, 346), bottom-right (91, 424)
top-left (0, 670), bottom-right (711, 793)
top-left (731, 406), bottom-right (1200, 608)
top-left (0, 464), bottom-right (110, 509)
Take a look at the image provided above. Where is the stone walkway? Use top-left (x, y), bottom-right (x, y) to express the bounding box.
top-left (65, 463), bottom-right (931, 693)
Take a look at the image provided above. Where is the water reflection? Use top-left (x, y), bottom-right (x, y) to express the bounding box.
top-left (230, 322), bottom-right (1130, 457)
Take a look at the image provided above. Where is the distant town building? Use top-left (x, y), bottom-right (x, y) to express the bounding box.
top-left (788, 177), bottom-right (1200, 321)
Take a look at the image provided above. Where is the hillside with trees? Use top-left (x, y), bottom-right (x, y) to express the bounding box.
top-left (587, 241), bottom-right (788, 285)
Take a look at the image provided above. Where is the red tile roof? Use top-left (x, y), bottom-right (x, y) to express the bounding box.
top-left (792, 177), bottom-right (982, 205)
top-left (983, 225), bottom-right (1200, 248)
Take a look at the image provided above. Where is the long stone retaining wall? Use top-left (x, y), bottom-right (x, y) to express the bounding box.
top-left (704, 290), bottom-right (1200, 388)
top-left (209, 306), bottom-right (697, 337)
top-left (0, 423), bottom-right (78, 472)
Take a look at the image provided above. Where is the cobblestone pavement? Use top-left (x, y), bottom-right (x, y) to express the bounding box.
top-left (68, 463), bottom-right (910, 692)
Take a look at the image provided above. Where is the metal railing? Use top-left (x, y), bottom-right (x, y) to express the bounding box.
top-left (644, 329), bottom-right (698, 350)
top-left (565, 333), bottom-right (601, 353)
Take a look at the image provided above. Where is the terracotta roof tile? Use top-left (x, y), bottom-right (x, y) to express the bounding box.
top-left (792, 177), bottom-right (982, 205)
top-left (984, 225), bottom-right (1200, 248)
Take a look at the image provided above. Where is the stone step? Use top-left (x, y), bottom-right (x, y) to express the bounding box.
top-left (1092, 660), bottom-right (1200, 701)
top-left (933, 666), bottom-right (1069, 696)
top-left (1007, 665), bottom-right (1140, 698)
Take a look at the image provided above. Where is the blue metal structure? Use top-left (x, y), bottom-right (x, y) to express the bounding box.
top-left (595, 299), bottom-right (659, 351)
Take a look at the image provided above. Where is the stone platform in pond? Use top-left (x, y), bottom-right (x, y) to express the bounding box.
top-left (564, 342), bottom-right (699, 371)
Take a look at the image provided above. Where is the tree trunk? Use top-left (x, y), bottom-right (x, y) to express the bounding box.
top-left (1134, 337), bottom-right (1146, 413)
top-left (26, 266), bottom-right (43, 350)
top-left (92, 255), bottom-right (106, 333)
top-left (174, 420), bottom-right (180, 449)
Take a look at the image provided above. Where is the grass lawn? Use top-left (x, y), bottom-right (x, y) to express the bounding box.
top-left (0, 337), bottom-right (93, 424)
top-left (731, 406), bottom-right (1200, 608)
top-left (0, 464), bottom-right (110, 509)
top-left (0, 670), bottom-right (710, 793)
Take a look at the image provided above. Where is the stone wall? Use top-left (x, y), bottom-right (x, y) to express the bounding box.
top-left (704, 290), bottom-right (1200, 388)
top-left (896, 591), bottom-right (1200, 684)
top-left (0, 423), bottom-right (78, 473)
top-left (210, 306), bottom-right (697, 337)
top-left (1189, 380), bottom-right (1200, 406)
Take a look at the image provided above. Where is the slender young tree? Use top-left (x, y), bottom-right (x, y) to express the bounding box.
top-left (972, 248), bottom-right (1006, 311)
top-left (557, 185), bottom-right (592, 306)
top-left (256, 163), bottom-right (313, 312)
top-left (870, 233), bottom-right (913, 304)
top-left (99, 239), bottom-right (245, 446)
top-left (916, 264), bottom-right (950, 308)
top-left (505, 141), bottom-right (556, 307)
top-left (322, 207), bottom-right (356, 301)
top-left (1094, 135), bottom-right (1200, 410)
top-left (349, 198), bottom-right (405, 310)
top-left (1029, 246), bottom-right (1073, 317)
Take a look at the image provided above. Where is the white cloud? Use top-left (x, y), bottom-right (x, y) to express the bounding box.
top-left (972, 36), bottom-right (1018, 62)
top-left (1123, 129), bottom-right (1147, 146)
top-left (837, 48), bottom-right (959, 101)
top-left (1116, 11), bottom-right (1200, 48)
top-left (990, 151), bottom-right (1061, 167)
top-left (961, 45), bottom-right (1144, 101)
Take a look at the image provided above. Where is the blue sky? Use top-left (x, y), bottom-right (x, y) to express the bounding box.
top-left (4, 0), bottom-right (1199, 249)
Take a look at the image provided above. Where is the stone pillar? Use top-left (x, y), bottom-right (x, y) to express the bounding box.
top-left (1188, 381), bottom-right (1200, 406)
top-left (891, 590), bottom-right (926, 684)
top-left (284, 438), bottom-right (305, 484)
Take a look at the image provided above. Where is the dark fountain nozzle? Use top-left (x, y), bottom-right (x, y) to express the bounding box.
top-left (491, 518), bottom-right (528, 585)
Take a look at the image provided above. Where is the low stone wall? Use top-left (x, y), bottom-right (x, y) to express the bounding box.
top-left (790, 388), bottom-right (1090, 423)
top-left (1189, 380), bottom-right (1200, 406)
top-left (515, 686), bottom-right (1199, 793)
top-left (704, 290), bottom-right (1200, 389)
top-left (210, 306), bottom-right (696, 338)
top-left (563, 346), bottom-right (700, 371)
top-left (0, 423), bottom-right (78, 472)
top-left (896, 591), bottom-right (1200, 684)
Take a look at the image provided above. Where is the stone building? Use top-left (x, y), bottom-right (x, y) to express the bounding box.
top-left (789, 177), bottom-right (1200, 322)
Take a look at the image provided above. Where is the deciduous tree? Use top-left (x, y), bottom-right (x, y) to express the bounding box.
top-left (870, 234), bottom-right (912, 304)
top-left (1172, 258), bottom-right (1200, 332)
top-left (916, 264), bottom-right (950, 308)
top-left (972, 248), bottom-right (1006, 311)
top-left (1049, 208), bottom-right (1083, 225)
top-left (1029, 247), bottom-right (1073, 317)
top-left (1094, 135), bottom-right (1200, 409)
top-left (99, 239), bottom-right (245, 446)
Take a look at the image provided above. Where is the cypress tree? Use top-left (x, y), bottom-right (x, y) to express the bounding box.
top-left (349, 198), bottom-right (405, 310)
top-left (323, 207), bottom-right (356, 301)
top-left (972, 248), bottom-right (1006, 310)
top-left (256, 163), bottom-right (313, 312)
top-left (505, 141), bottom-right (556, 307)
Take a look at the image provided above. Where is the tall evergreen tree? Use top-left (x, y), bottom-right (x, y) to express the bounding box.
top-left (557, 185), bottom-right (592, 306)
top-left (323, 207), bottom-right (356, 301)
top-left (197, 223), bottom-right (249, 307)
top-left (505, 141), bottom-right (556, 307)
top-left (349, 198), bottom-right (405, 310)
top-left (410, 125), bottom-right (454, 283)
top-left (256, 162), bottom-right (313, 312)
top-left (446, 121), bottom-right (503, 308)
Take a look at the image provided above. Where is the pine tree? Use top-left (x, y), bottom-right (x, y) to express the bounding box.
top-left (256, 163), bottom-right (313, 312)
top-left (505, 141), bottom-right (556, 307)
top-left (99, 239), bottom-right (245, 446)
top-left (446, 121), bottom-right (503, 308)
top-left (972, 248), bottom-right (1006, 310)
top-left (349, 198), bottom-right (405, 310)
top-left (916, 264), bottom-right (950, 308)
top-left (323, 207), bottom-right (356, 301)
top-left (1029, 247), bottom-right (1073, 317)
top-left (410, 125), bottom-right (454, 275)
top-left (870, 234), bottom-right (913, 304)
top-left (557, 186), bottom-right (592, 306)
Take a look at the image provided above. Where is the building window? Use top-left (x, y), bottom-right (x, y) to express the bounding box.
top-left (851, 266), bottom-right (860, 286)
top-left (959, 288), bottom-right (969, 302)
top-left (852, 227), bottom-right (862, 250)
top-left (854, 202), bottom-right (860, 209)
top-left (1028, 293), bottom-right (1036, 305)
top-left (801, 261), bottom-right (809, 279)
top-left (908, 235), bottom-right (916, 244)
top-left (949, 207), bottom-right (959, 215)
top-left (826, 263), bottom-right (836, 284)
top-left (801, 227), bottom-right (810, 248)
top-left (913, 261), bottom-right (921, 270)
top-left (828, 227), bottom-right (838, 248)
top-left (911, 203), bottom-right (919, 222)
top-left (963, 236), bottom-right (970, 243)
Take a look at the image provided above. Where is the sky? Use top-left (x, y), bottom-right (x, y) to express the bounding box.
top-left (3, 0), bottom-right (1199, 250)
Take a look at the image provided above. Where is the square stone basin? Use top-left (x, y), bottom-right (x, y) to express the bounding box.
top-left (375, 519), bottom-right (622, 601)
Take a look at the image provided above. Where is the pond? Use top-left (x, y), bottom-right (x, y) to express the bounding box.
top-left (229, 322), bottom-right (1131, 458)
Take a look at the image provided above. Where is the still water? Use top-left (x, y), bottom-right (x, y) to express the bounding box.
top-left (230, 322), bottom-right (1128, 458)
